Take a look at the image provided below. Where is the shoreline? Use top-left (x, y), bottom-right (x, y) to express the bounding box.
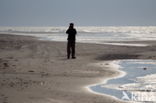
top-left (1, 32), bottom-right (156, 47)
top-left (86, 60), bottom-right (127, 102)
top-left (88, 59), bottom-right (156, 103)
top-left (1, 33), bottom-right (156, 103)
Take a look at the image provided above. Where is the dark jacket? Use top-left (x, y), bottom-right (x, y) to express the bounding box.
top-left (66, 28), bottom-right (77, 41)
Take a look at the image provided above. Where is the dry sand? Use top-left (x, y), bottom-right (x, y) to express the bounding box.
top-left (0, 34), bottom-right (156, 103)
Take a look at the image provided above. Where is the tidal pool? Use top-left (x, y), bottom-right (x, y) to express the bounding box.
top-left (89, 60), bottom-right (156, 102)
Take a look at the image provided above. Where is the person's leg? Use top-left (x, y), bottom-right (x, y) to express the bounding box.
top-left (67, 41), bottom-right (71, 59)
top-left (71, 41), bottom-right (76, 58)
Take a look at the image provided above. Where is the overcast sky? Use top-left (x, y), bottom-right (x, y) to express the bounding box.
top-left (0, 0), bottom-right (156, 26)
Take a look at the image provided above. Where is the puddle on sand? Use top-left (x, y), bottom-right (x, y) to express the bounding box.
top-left (89, 60), bottom-right (156, 103)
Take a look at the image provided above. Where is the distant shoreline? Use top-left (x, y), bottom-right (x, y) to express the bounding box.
top-left (0, 26), bottom-right (156, 44)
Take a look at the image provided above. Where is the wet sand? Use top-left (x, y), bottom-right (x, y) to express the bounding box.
top-left (1, 34), bottom-right (156, 103)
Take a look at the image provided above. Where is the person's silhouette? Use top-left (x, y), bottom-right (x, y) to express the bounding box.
top-left (66, 23), bottom-right (77, 59)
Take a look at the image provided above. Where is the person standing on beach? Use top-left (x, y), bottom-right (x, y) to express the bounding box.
top-left (66, 23), bottom-right (77, 59)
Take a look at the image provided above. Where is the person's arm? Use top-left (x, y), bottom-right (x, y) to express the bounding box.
top-left (66, 29), bottom-right (69, 34)
top-left (75, 29), bottom-right (77, 35)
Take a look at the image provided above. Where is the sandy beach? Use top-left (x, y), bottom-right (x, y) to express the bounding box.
top-left (1, 34), bottom-right (156, 103)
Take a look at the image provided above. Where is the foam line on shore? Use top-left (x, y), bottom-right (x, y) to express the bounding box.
top-left (102, 43), bottom-right (148, 47)
top-left (86, 59), bottom-right (156, 103)
top-left (85, 60), bottom-right (127, 102)
top-left (0, 33), bottom-right (149, 47)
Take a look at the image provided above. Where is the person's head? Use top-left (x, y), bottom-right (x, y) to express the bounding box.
top-left (69, 23), bottom-right (74, 28)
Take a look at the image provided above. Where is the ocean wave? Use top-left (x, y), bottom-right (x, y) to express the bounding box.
top-left (0, 26), bottom-right (156, 42)
top-left (0, 26), bottom-right (156, 34)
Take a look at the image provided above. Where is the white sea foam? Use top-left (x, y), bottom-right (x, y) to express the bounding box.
top-left (120, 74), bottom-right (156, 102)
top-left (89, 60), bottom-right (156, 102)
top-left (102, 43), bottom-right (148, 47)
top-left (0, 26), bottom-right (156, 46)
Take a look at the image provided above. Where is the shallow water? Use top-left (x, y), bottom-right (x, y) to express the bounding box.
top-left (89, 60), bottom-right (156, 102)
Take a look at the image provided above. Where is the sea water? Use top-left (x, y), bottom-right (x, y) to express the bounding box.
top-left (89, 60), bottom-right (156, 103)
top-left (0, 26), bottom-right (156, 46)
